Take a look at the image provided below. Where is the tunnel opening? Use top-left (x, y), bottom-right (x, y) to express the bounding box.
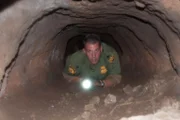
top-left (0, 0), bottom-right (180, 120)
top-left (0, 2), bottom-right (178, 96)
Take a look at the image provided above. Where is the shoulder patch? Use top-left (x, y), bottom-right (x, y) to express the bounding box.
top-left (108, 55), bottom-right (115, 63)
top-left (68, 65), bottom-right (76, 75)
top-left (100, 66), bottom-right (107, 74)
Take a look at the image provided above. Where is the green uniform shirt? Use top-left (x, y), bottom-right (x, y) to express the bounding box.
top-left (64, 43), bottom-right (121, 82)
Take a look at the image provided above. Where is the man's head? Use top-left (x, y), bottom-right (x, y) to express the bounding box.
top-left (83, 34), bottom-right (102, 65)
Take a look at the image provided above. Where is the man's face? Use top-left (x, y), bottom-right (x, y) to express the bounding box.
top-left (83, 42), bottom-right (102, 65)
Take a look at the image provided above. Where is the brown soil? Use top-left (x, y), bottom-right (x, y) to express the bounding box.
top-left (0, 80), bottom-right (166, 120)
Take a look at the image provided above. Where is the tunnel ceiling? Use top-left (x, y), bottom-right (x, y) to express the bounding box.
top-left (0, 0), bottom-right (180, 96)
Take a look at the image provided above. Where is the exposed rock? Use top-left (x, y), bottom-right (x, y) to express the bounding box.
top-left (84, 104), bottom-right (96, 112)
top-left (89, 96), bottom-right (100, 105)
top-left (120, 98), bottom-right (180, 120)
top-left (104, 94), bottom-right (117, 106)
top-left (126, 108), bottom-right (132, 114)
top-left (132, 85), bottom-right (144, 96)
top-left (134, 1), bottom-right (146, 9)
top-left (73, 115), bottom-right (82, 120)
top-left (110, 0), bottom-right (120, 6)
top-left (30, 113), bottom-right (36, 120)
top-left (65, 93), bottom-right (69, 97)
top-left (81, 111), bottom-right (91, 120)
top-left (132, 85), bottom-right (142, 93)
top-left (123, 85), bottom-right (144, 97)
top-left (51, 105), bottom-right (54, 108)
top-left (127, 97), bottom-right (134, 102)
top-left (119, 98), bottom-right (125, 103)
top-left (123, 85), bottom-right (133, 96)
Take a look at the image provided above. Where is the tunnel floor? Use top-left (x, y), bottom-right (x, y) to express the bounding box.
top-left (1, 72), bottom-right (179, 120)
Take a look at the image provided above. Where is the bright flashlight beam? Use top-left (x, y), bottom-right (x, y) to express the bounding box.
top-left (81, 79), bottom-right (92, 89)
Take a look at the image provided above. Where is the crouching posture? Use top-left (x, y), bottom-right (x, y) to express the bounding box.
top-left (63, 34), bottom-right (121, 90)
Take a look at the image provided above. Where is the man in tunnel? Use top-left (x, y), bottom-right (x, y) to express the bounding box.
top-left (63, 34), bottom-right (121, 90)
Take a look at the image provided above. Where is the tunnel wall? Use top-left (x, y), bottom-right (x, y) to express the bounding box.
top-left (0, 0), bottom-right (180, 96)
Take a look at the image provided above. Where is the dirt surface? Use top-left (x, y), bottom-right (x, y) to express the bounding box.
top-left (1, 75), bottom-right (176, 120)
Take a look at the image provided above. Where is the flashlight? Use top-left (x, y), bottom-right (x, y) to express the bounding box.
top-left (81, 79), bottom-right (93, 90)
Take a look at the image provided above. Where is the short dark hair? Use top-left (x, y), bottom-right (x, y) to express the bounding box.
top-left (83, 34), bottom-right (101, 45)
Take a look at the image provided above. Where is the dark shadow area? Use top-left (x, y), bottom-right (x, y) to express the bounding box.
top-left (123, 0), bottom-right (134, 2)
top-left (0, 0), bottom-right (20, 11)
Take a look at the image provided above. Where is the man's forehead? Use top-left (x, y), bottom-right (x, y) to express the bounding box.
top-left (84, 42), bottom-right (101, 49)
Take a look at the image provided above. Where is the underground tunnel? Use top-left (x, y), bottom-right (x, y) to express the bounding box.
top-left (0, 0), bottom-right (180, 120)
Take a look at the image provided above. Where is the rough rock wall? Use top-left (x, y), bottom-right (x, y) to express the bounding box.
top-left (0, 0), bottom-right (180, 96)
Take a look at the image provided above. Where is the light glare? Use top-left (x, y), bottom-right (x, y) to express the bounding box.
top-left (81, 79), bottom-right (92, 89)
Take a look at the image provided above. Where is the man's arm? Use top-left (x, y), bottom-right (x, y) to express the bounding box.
top-left (62, 72), bottom-right (80, 83)
top-left (102, 50), bottom-right (122, 87)
top-left (63, 55), bottom-right (81, 83)
top-left (103, 74), bottom-right (122, 87)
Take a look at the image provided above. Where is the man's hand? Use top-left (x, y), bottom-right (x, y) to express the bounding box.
top-left (93, 80), bottom-right (105, 87)
top-left (72, 76), bottom-right (81, 83)
top-left (94, 81), bottom-right (101, 86)
top-left (63, 73), bottom-right (81, 83)
top-left (80, 79), bottom-right (105, 90)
